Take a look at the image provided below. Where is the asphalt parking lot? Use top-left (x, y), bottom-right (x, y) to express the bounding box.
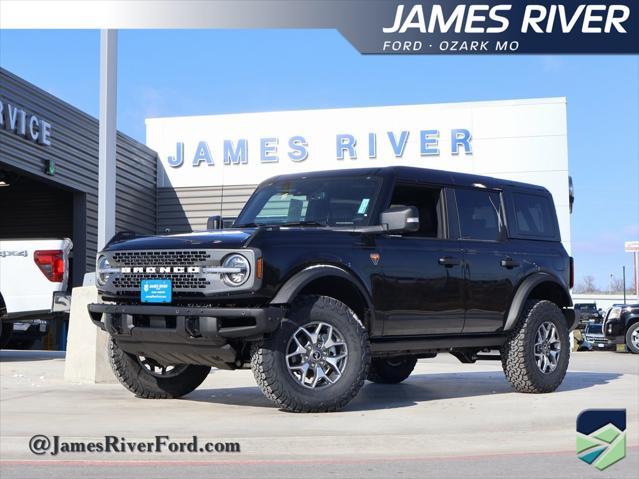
top-left (1, 350), bottom-right (637, 479)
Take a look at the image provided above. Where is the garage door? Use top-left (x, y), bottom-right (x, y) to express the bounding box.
top-left (0, 170), bottom-right (73, 240)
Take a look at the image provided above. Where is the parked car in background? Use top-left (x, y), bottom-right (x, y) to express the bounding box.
top-left (574, 303), bottom-right (602, 329)
top-left (603, 304), bottom-right (639, 354)
top-left (583, 322), bottom-right (614, 350)
top-left (0, 238), bottom-right (72, 349)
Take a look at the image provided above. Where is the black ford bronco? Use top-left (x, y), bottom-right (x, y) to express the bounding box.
top-left (89, 166), bottom-right (576, 412)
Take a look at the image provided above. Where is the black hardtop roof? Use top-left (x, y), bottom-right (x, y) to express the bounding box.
top-left (261, 166), bottom-right (548, 193)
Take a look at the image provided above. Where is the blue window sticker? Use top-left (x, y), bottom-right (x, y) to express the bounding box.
top-left (141, 279), bottom-right (172, 303)
top-left (358, 198), bottom-right (370, 214)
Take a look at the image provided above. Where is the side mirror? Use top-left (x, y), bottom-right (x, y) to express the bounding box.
top-left (207, 215), bottom-right (223, 230)
top-left (380, 206), bottom-right (419, 233)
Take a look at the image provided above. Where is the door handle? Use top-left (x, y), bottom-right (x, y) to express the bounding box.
top-left (500, 258), bottom-right (520, 269)
top-left (438, 256), bottom-right (461, 267)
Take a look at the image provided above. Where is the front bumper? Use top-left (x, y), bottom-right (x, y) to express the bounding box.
top-left (88, 303), bottom-right (284, 341)
top-left (88, 303), bottom-right (284, 367)
top-left (584, 336), bottom-right (616, 349)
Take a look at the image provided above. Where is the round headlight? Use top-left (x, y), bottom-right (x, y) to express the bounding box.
top-left (96, 255), bottom-right (111, 286)
top-left (222, 254), bottom-right (250, 287)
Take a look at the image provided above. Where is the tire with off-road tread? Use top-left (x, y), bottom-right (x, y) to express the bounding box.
top-left (367, 356), bottom-right (417, 384)
top-left (625, 322), bottom-right (639, 354)
top-left (501, 299), bottom-right (570, 393)
top-left (251, 295), bottom-right (370, 413)
top-left (108, 336), bottom-right (211, 399)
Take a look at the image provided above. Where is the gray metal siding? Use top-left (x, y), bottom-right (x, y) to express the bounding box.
top-left (115, 138), bottom-right (157, 235)
top-left (157, 185), bottom-right (256, 233)
top-left (0, 68), bottom-right (157, 278)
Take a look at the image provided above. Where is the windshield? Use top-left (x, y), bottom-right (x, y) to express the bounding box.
top-left (586, 324), bottom-right (603, 334)
top-left (575, 304), bottom-right (596, 311)
top-left (235, 175), bottom-right (381, 227)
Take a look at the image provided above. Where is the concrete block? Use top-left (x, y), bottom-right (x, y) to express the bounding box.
top-left (64, 286), bottom-right (116, 384)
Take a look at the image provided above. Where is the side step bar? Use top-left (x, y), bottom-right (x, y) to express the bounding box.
top-left (370, 334), bottom-right (505, 357)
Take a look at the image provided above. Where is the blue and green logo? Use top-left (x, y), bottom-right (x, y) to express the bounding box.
top-left (576, 409), bottom-right (626, 471)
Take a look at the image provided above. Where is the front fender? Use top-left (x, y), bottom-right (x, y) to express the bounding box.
top-left (504, 272), bottom-right (573, 331)
top-left (623, 314), bottom-right (639, 331)
top-left (270, 264), bottom-right (373, 310)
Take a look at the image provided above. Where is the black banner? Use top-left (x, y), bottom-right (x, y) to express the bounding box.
top-left (336, 1), bottom-right (637, 54)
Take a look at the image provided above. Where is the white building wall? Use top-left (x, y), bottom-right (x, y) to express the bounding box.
top-left (572, 294), bottom-right (639, 311)
top-left (146, 97), bottom-right (571, 251)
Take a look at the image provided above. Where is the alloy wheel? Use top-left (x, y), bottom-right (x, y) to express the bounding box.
top-left (285, 321), bottom-right (348, 389)
top-left (534, 321), bottom-right (561, 374)
top-left (631, 328), bottom-right (639, 350)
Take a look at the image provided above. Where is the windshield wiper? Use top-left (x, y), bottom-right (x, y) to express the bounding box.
top-left (278, 221), bottom-right (326, 227)
top-left (234, 221), bottom-right (326, 228)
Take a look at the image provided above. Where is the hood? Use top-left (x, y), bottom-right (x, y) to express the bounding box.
top-left (104, 230), bottom-right (257, 251)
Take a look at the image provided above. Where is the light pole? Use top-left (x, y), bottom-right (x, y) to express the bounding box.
top-left (623, 266), bottom-right (627, 304)
top-left (98, 29), bottom-right (118, 251)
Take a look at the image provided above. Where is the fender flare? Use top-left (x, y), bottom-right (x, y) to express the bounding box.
top-left (270, 264), bottom-right (373, 310)
top-left (504, 272), bottom-right (572, 331)
top-left (624, 314), bottom-right (639, 331)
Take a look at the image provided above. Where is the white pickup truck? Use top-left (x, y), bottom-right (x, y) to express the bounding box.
top-left (0, 238), bottom-right (72, 348)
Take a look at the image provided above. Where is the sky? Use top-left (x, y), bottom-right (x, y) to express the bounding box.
top-left (1, 29), bottom-right (638, 290)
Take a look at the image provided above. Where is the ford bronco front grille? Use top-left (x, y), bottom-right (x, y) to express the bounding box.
top-left (101, 248), bottom-right (258, 297)
top-left (112, 250), bottom-right (209, 267)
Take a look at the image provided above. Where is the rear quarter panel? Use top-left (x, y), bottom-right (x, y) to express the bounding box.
top-left (506, 239), bottom-right (571, 289)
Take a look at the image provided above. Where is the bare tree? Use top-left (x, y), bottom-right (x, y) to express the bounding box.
top-left (573, 275), bottom-right (600, 293)
top-left (609, 276), bottom-right (636, 294)
top-left (610, 276), bottom-right (625, 294)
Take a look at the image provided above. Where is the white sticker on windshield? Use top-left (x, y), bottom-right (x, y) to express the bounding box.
top-left (357, 198), bottom-right (370, 215)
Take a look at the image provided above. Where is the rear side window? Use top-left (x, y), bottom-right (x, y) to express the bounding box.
top-left (455, 189), bottom-right (502, 241)
top-left (512, 193), bottom-right (557, 238)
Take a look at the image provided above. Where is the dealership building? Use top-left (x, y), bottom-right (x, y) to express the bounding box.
top-left (0, 68), bottom-right (157, 286)
top-left (1, 68), bottom-right (572, 288)
top-left (148, 95), bottom-right (573, 254)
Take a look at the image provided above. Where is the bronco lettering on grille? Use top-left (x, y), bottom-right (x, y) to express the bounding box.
top-left (120, 266), bottom-right (201, 274)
